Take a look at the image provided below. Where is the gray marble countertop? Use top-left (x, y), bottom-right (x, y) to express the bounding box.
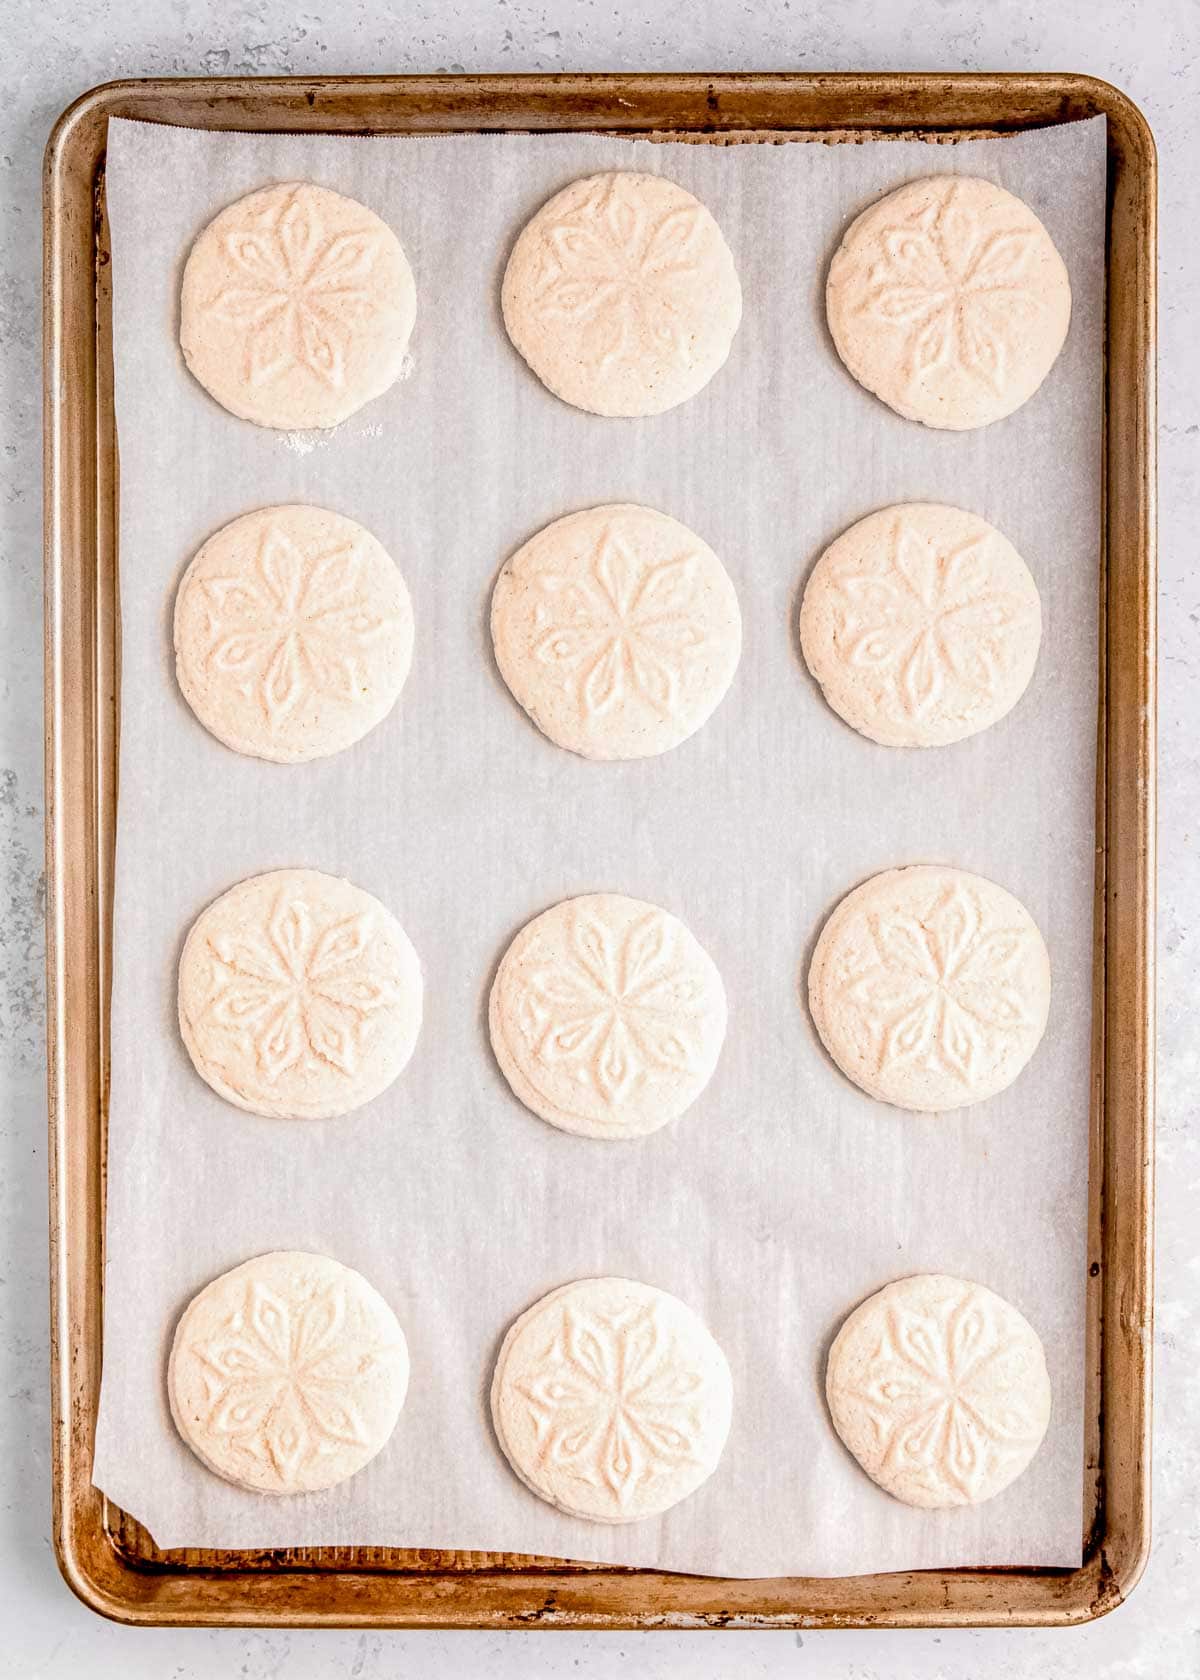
top-left (3, 2), bottom-right (1195, 1674)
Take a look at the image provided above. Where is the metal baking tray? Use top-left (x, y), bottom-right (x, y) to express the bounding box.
top-left (43, 72), bottom-right (1156, 1629)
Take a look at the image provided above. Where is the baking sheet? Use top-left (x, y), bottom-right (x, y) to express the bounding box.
top-left (92, 114), bottom-right (1105, 1576)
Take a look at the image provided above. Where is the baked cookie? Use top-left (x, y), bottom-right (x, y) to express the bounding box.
top-left (826, 1273), bottom-right (1052, 1508)
top-left (175, 504), bottom-right (414, 764)
top-left (179, 869), bottom-right (423, 1119)
top-left (826, 176), bottom-right (1071, 430)
top-left (491, 503), bottom-right (741, 760)
top-left (180, 181), bottom-right (416, 429)
top-left (502, 172), bottom-right (742, 416)
top-left (169, 1250), bottom-right (409, 1494)
top-left (491, 1276), bottom-right (733, 1522)
top-left (808, 865), bottom-right (1050, 1111)
top-left (490, 893), bottom-right (727, 1139)
top-left (799, 503), bottom-right (1041, 747)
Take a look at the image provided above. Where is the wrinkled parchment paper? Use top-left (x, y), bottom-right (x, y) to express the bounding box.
top-left (93, 115), bottom-right (1105, 1574)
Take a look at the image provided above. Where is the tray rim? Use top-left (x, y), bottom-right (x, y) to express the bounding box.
top-left (43, 69), bottom-right (1157, 1630)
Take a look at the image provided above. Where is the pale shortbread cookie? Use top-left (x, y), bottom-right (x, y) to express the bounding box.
top-left (491, 503), bottom-right (741, 760)
top-left (502, 172), bottom-right (742, 417)
top-left (169, 1251), bottom-right (409, 1495)
top-left (179, 869), bottom-right (422, 1119)
top-left (799, 503), bottom-right (1041, 747)
top-left (180, 181), bottom-right (416, 429)
top-left (491, 1276), bottom-right (733, 1522)
top-left (826, 1273), bottom-right (1052, 1508)
top-left (174, 504), bottom-right (414, 764)
top-left (809, 866), bottom-right (1050, 1112)
top-left (490, 893), bottom-right (727, 1139)
top-left (826, 176), bottom-right (1071, 430)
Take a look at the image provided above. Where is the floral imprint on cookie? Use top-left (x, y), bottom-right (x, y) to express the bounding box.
top-left (808, 866), bottom-right (1051, 1112)
top-left (826, 176), bottom-right (1071, 430)
top-left (205, 186), bottom-right (384, 389)
top-left (519, 906), bottom-right (705, 1098)
top-left (169, 1252), bottom-right (409, 1495)
top-left (852, 887), bottom-right (1032, 1080)
top-left (491, 1277), bottom-right (733, 1522)
top-left (826, 1273), bottom-right (1052, 1508)
top-left (181, 182), bottom-right (416, 429)
top-left (515, 1298), bottom-right (705, 1505)
top-left (534, 521), bottom-right (709, 719)
top-left (491, 504), bottom-right (741, 760)
top-left (799, 503), bottom-right (1041, 747)
top-left (179, 869), bottom-right (423, 1119)
top-left (502, 173), bottom-right (742, 416)
top-left (862, 179), bottom-right (1044, 393)
top-left (201, 892), bottom-right (396, 1078)
top-left (175, 505), bottom-right (413, 763)
top-left (535, 174), bottom-right (711, 367)
top-left (490, 894), bottom-right (727, 1138)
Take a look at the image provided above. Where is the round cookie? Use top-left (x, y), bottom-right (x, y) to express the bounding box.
top-left (491, 1276), bottom-right (733, 1522)
top-left (826, 1273), bottom-right (1052, 1508)
top-left (490, 893), bottom-right (727, 1139)
top-left (799, 503), bottom-right (1041, 747)
top-left (808, 865), bottom-right (1050, 1112)
top-left (175, 504), bottom-right (414, 764)
top-left (179, 869), bottom-right (423, 1119)
top-left (491, 503), bottom-right (741, 761)
top-left (169, 1251), bottom-right (409, 1494)
top-left (826, 175), bottom-right (1071, 430)
top-left (501, 172), bottom-right (742, 417)
top-left (180, 181), bottom-right (416, 430)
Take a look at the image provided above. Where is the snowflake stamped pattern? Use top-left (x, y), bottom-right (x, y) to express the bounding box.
top-left (493, 1278), bottom-right (733, 1522)
top-left (810, 866), bottom-right (1051, 1112)
top-left (827, 1274), bottom-right (1052, 1508)
top-left (532, 173), bottom-right (712, 370)
top-left (502, 171), bottom-right (742, 416)
top-left (492, 504), bottom-right (742, 761)
top-left (170, 1253), bottom-right (409, 1495)
top-left (827, 175), bottom-right (1071, 429)
top-left (181, 181), bottom-right (416, 429)
top-left (863, 181), bottom-right (1044, 394)
top-left (175, 506), bottom-right (412, 763)
top-left (206, 188), bottom-right (383, 391)
top-left (490, 894), bottom-right (727, 1138)
top-left (532, 521), bottom-right (708, 724)
top-left (179, 870), bottom-right (422, 1119)
top-left (801, 502), bottom-right (1042, 748)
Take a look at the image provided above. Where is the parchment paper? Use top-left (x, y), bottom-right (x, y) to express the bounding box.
top-left (93, 114), bottom-right (1105, 1575)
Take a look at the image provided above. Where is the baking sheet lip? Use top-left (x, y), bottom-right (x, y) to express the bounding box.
top-left (73, 1476), bottom-right (1138, 1627)
top-left (45, 70), bottom-right (1155, 155)
top-left (45, 1557), bottom-right (1137, 1636)
top-left (43, 71), bottom-right (1154, 1630)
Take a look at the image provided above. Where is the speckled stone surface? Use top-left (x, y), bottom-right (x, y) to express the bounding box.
top-left (3, 1), bottom-right (1195, 1672)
